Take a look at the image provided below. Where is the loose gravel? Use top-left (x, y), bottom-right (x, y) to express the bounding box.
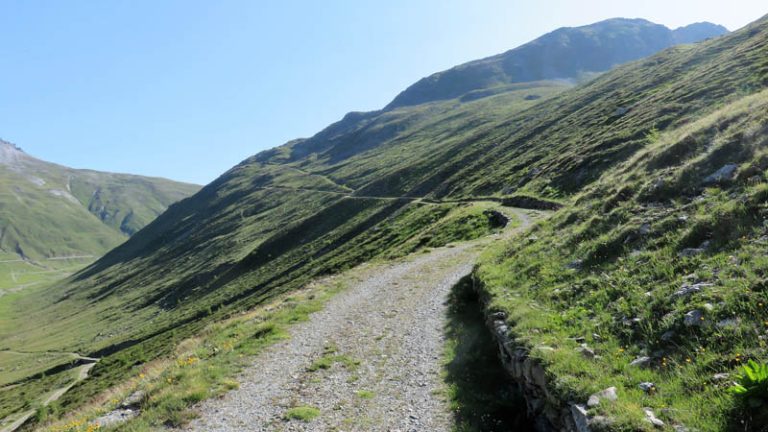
top-left (186, 209), bottom-right (536, 432)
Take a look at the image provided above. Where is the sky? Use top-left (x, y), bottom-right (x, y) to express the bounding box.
top-left (0, 1), bottom-right (765, 185)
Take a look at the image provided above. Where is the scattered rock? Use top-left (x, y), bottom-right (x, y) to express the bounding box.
top-left (644, 408), bottom-right (665, 428)
top-left (570, 404), bottom-right (591, 432)
top-left (630, 356), bottom-right (652, 368)
top-left (639, 382), bottom-right (657, 394)
top-left (578, 346), bottom-right (596, 359)
top-left (716, 317), bottom-right (741, 329)
top-left (684, 310), bottom-right (705, 327)
top-left (94, 409), bottom-right (139, 428)
top-left (712, 373), bottom-right (730, 382)
top-left (672, 282), bottom-right (713, 298)
top-left (679, 241), bottom-right (711, 258)
top-left (622, 317), bottom-right (643, 327)
top-left (567, 259), bottom-right (584, 270)
top-left (120, 390), bottom-right (145, 408)
top-left (493, 320), bottom-right (509, 338)
top-left (587, 387), bottom-right (618, 407)
top-left (703, 163), bottom-right (738, 185)
top-left (679, 247), bottom-right (704, 257)
top-left (491, 311), bottom-right (507, 320)
top-left (639, 223), bottom-right (651, 236)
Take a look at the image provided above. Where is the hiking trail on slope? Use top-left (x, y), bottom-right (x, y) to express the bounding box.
top-left (186, 208), bottom-right (539, 432)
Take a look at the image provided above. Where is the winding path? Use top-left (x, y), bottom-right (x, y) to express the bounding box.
top-left (186, 208), bottom-right (538, 432)
top-left (0, 355), bottom-right (99, 432)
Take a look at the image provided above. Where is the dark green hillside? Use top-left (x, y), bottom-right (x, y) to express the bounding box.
top-left (2, 14), bottom-right (766, 431)
top-left (387, 18), bottom-right (728, 109)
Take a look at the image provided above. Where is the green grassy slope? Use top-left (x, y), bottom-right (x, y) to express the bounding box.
top-left (0, 85), bottom-right (561, 424)
top-left (0, 141), bottom-right (200, 263)
top-left (476, 89), bottom-right (768, 431)
top-left (1, 15), bottom-right (764, 431)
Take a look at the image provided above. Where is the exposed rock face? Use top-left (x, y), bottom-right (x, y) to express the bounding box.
top-left (0, 140), bottom-right (32, 168)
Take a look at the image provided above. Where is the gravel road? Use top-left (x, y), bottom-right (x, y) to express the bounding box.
top-left (186, 209), bottom-right (537, 432)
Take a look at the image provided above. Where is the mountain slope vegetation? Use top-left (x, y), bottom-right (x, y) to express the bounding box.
top-left (3, 14), bottom-right (766, 431)
top-left (0, 141), bottom-right (200, 326)
top-left (0, 140), bottom-right (200, 262)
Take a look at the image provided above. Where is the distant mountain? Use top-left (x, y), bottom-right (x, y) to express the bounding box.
top-left (0, 140), bottom-right (200, 261)
top-left (386, 18), bottom-right (729, 109)
top-left (672, 21), bottom-right (730, 43)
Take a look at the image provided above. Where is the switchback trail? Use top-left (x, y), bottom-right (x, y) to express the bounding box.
top-left (186, 208), bottom-right (541, 432)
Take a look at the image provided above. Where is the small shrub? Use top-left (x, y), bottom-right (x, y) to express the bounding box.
top-left (355, 390), bottom-right (375, 399)
top-left (284, 406), bottom-right (320, 422)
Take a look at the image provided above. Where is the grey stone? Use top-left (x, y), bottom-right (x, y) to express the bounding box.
top-left (630, 356), bottom-right (652, 368)
top-left (578, 346), bottom-right (596, 359)
top-left (120, 390), bottom-right (145, 408)
top-left (570, 404), bottom-right (592, 432)
top-left (703, 164), bottom-right (738, 185)
top-left (644, 408), bottom-right (665, 427)
top-left (587, 387), bottom-right (618, 407)
top-left (94, 408), bottom-right (139, 428)
top-left (712, 373), bottom-right (730, 381)
top-left (491, 311), bottom-right (507, 320)
top-left (716, 317), bottom-right (741, 329)
top-left (684, 310), bottom-right (705, 327)
top-left (639, 223), bottom-right (651, 235)
top-left (679, 247), bottom-right (705, 257)
top-left (672, 282), bottom-right (713, 298)
top-left (639, 382), bottom-right (657, 393)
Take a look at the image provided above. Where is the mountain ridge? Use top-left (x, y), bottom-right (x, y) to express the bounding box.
top-left (0, 138), bottom-right (200, 262)
top-left (385, 17), bottom-right (729, 109)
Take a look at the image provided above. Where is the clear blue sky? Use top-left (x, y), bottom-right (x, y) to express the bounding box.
top-left (0, 1), bottom-right (765, 185)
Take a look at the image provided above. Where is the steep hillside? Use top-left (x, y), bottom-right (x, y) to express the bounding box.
top-left (0, 140), bottom-right (200, 262)
top-left (476, 85), bottom-right (768, 432)
top-left (2, 14), bottom-right (766, 431)
top-left (386, 18), bottom-right (728, 109)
